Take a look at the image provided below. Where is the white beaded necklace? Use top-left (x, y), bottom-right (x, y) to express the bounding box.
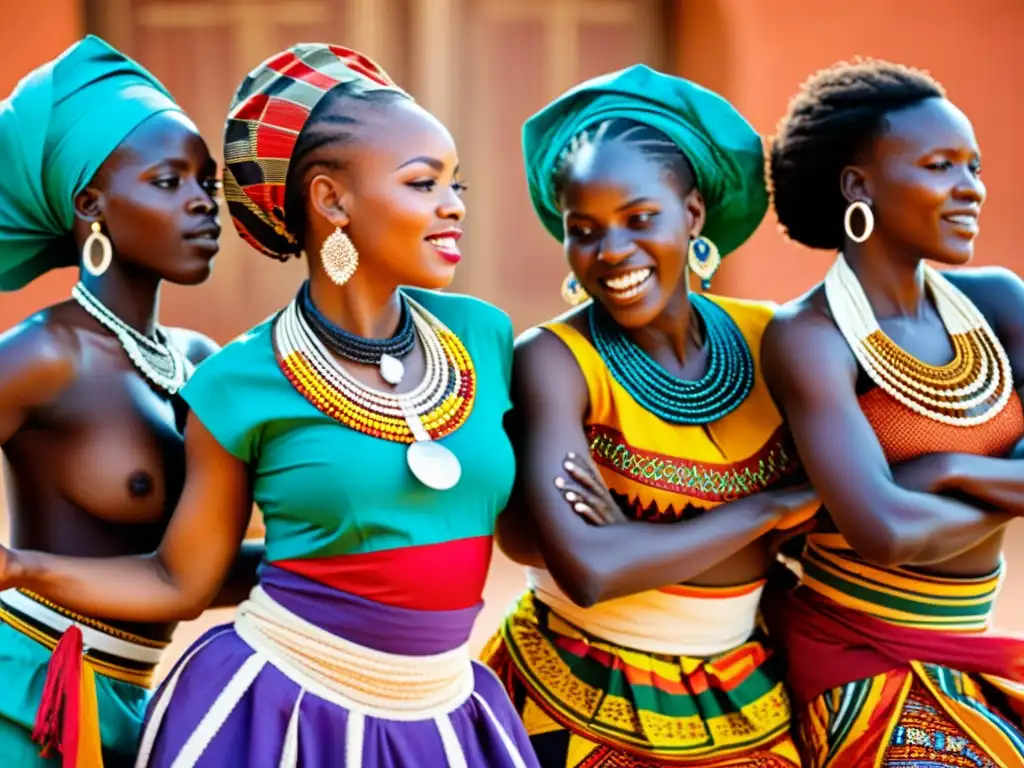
top-left (824, 253), bottom-right (1012, 426)
top-left (71, 282), bottom-right (191, 395)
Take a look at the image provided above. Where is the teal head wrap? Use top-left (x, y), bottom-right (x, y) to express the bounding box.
top-left (523, 64), bottom-right (767, 257)
top-left (0, 35), bottom-right (183, 291)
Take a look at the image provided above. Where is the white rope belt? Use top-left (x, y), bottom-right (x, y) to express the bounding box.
top-left (234, 585), bottom-right (475, 715)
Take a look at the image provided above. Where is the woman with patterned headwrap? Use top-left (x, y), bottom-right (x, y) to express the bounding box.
top-left (0, 36), bottom-right (262, 767)
top-left (481, 66), bottom-right (818, 767)
top-left (0, 43), bottom-right (539, 767)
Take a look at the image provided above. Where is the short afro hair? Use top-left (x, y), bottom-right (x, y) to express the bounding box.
top-left (769, 58), bottom-right (945, 250)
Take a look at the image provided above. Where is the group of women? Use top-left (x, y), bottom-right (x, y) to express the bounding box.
top-left (0, 33), bottom-right (1022, 768)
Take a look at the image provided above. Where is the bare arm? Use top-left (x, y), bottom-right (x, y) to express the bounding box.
top-left (2, 413), bottom-right (253, 622)
top-left (175, 327), bottom-right (266, 607)
top-left (909, 268), bottom-right (1024, 513)
top-left (761, 307), bottom-right (1014, 567)
top-left (511, 327), bottom-right (813, 607)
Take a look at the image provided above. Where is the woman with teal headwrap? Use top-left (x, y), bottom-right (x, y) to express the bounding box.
top-left (482, 65), bottom-right (817, 766)
top-left (0, 35), bottom-right (260, 766)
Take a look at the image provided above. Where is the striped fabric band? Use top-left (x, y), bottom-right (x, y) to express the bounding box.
top-left (802, 533), bottom-right (1003, 632)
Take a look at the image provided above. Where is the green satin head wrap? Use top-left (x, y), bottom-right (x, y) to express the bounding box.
top-left (0, 35), bottom-right (182, 291)
top-left (523, 64), bottom-right (768, 257)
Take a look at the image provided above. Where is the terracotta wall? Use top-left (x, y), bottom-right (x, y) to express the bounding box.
top-left (677, 0), bottom-right (1024, 630)
top-left (0, 0), bottom-right (82, 334)
top-left (1, 1), bottom-right (1022, 666)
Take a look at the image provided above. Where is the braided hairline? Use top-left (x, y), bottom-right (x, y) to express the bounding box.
top-left (279, 83), bottom-right (411, 258)
top-left (552, 118), bottom-right (695, 202)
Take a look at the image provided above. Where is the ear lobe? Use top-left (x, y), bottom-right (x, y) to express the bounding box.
top-left (685, 188), bottom-right (707, 239)
top-left (840, 166), bottom-right (871, 206)
top-left (308, 173), bottom-right (351, 230)
top-left (73, 187), bottom-right (104, 222)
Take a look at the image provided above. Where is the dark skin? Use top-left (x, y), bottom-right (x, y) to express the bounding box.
top-left (763, 97), bottom-right (1024, 575)
top-left (0, 112), bottom-right (262, 639)
top-left (495, 139), bottom-right (820, 609)
top-left (0, 98), bottom-right (468, 622)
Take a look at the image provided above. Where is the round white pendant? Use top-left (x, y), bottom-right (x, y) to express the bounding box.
top-left (379, 353), bottom-right (405, 386)
top-left (406, 440), bottom-right (462, 491)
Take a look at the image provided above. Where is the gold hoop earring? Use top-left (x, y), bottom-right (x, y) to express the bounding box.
top-left (687, 235), bottom-right (720, 291)
top-left (82, 222), bottom-right (113, 277)
top-left (560, 272), bottom-right (589, 306)
top-left (321, 227), bottom-right (359, 286)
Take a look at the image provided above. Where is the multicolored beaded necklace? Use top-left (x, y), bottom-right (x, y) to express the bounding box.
top-left (274, 288), bottom-right (475, 489)
top-left (298, 281), bottom-right (415, 386)
top-left (588, 293), bottom-right (754, 425)
top-left (825, 253), bottom-right (1012, 426)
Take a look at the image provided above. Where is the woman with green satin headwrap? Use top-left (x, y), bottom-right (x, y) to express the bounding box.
top-left (0, 35), bottom-right (260, 766)
top-left (481, 65), bottom-right (816, 767)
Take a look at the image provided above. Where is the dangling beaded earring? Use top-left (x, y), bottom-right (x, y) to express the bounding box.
top-left (687, 235), bottom-right (720, 291)
top-left (321, 227), bottom-right (359, 286)
top-left (844, 200), bottom-right (874, 243)
top-left (560, 272), bottom-right (589, 306)
top-left (82, 222), bottom-right (113, 277)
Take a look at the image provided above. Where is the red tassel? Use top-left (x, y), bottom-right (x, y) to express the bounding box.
top-left (32, 625), bottom-right (84, 767)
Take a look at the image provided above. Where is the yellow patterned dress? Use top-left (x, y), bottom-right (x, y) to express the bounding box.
top-left (482, 296), bottom-right (804, 767)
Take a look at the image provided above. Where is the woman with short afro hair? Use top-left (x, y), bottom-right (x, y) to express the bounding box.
top-left (763, 58), bottom-right (1024, 766)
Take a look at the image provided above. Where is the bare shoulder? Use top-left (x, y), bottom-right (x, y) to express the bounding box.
top-left (761, 285), bottom-right (857, 397)
top-left (513, 319), bottom-right (589, 418)
top-left (944, 266), bottom-right (1024, 327)
top-left (165, 327), bottom-right (221, 366)
top-left (0, 309), bottom-right (80, 411)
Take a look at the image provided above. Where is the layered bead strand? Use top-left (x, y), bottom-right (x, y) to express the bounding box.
top-left (824, 253), bottom-right (1012, 426)
top-left (71, 282), bottom-right (191, 395)
top-left (588, 293), bottom-right (755, 425)
top-left (297, 281), bottom-right (415, 385)
top-left (274, 293), bottom-right (475, 443)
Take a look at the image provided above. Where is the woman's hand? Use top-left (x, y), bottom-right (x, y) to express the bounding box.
top-left (555, 451), bottom-right (630, 526)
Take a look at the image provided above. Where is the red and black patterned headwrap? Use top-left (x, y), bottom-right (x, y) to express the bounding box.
top-left (223, 44), bottom-right (403, 260)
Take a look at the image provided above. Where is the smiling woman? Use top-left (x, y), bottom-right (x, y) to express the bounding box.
top-left (762, 58), bottom-right (1024, 767)
top-left (0, 43), bottom-right (538, 768)
top-left (483, 65), bottom-right (816, 768)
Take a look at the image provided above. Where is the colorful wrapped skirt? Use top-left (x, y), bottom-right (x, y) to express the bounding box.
top-left (766, 535), bottom-right (1024, 767)
top-left (0, 588), bottom-right (163, 767)
top-left (481, 569), bottom-right (800, 767)
top-left (136, 565), bottom-right (539, 767)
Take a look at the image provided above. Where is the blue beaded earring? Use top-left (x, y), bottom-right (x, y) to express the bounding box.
top-left (560, 272), bottom-right (590, 306)
top-left (687, 235), bottom-right (721, 291)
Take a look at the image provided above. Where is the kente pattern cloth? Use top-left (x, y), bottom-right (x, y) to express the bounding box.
top-left (222, 43), bottom-right (405, 260)
top-left (522, 64), bottom-right (767, 257)
top-left (482, 592), bottom-right (800, 767)
top-left (883, 678), bottom-right (1001, 768)
top-left (0, 34), bottom-right (182, 290)
top-left (775, 381), bottom-right (1024, 767)
top-left (483, 296), bottom-right (803, 766)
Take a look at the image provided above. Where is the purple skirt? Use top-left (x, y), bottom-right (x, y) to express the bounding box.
top-left (136, 566), bottom-right (538, 767)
